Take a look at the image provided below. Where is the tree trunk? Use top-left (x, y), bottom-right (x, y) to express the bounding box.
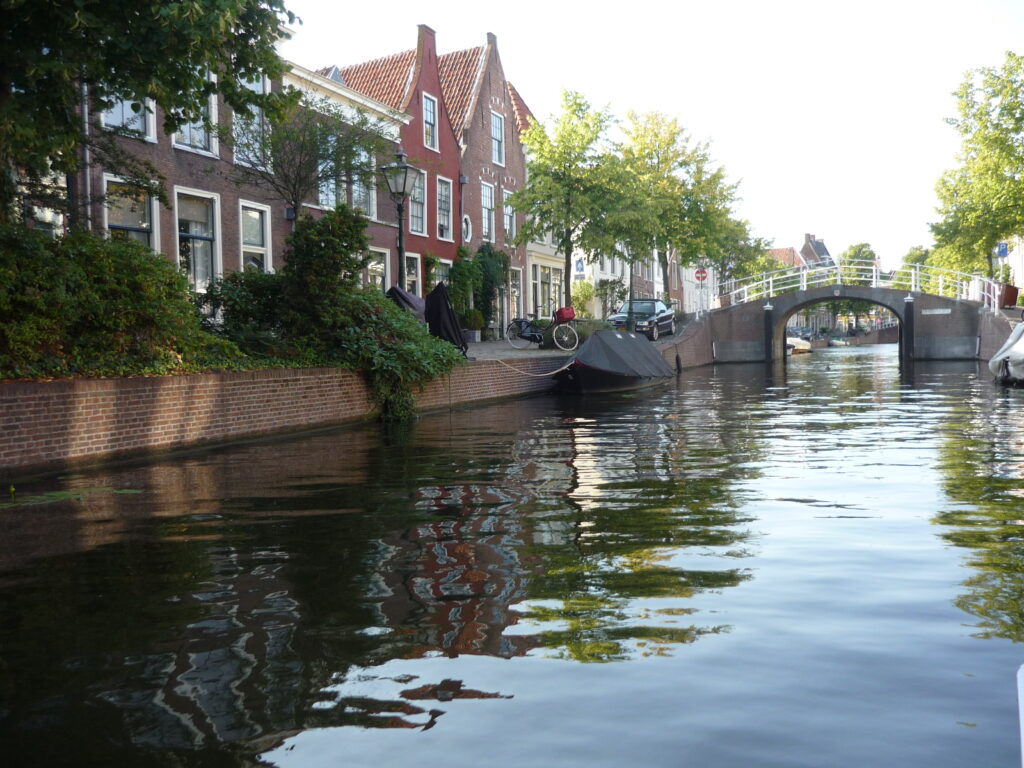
top-left (659, 248), bottom-right (670, 301)
top-left (563, 227), bottom-right (573, 309)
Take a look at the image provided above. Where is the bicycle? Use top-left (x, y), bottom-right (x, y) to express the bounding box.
top-left (506, 305), bottom-right (579, 351)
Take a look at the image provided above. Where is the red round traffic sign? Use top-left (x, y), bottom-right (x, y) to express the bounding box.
top-left (695, 268), bottom-right (708, 281)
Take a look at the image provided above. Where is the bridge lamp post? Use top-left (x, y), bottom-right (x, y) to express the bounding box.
top-left (380, 149), bottom-right (417, 290)
top-left (764, 301), bottom-right (774, 363)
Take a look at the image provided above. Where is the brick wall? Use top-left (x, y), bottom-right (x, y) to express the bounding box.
top-left (0, 357), bottom-right (567, 475)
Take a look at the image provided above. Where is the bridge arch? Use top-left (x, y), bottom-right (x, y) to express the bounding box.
top-left (765, 286), bottom-right (909, 361)
top-left (702, 284), bottom-right (1010, 364)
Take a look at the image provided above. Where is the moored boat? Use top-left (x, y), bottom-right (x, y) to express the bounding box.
top-left (989, 323), bottom-right (1024, 385)
top-left (555, 329), bottom-right (675, 393)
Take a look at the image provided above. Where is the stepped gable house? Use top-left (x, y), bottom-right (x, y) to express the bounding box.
top-left (438, 32), bottom-right (533, 327)
top-left (329, 24), bottom-right (462, 297)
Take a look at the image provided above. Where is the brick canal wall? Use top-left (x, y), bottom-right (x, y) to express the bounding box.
top-left (0, 357), bottom-right (565, 475)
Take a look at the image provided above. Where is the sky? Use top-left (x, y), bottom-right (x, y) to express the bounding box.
top-left (278, 0), bottom-right (1024, 269)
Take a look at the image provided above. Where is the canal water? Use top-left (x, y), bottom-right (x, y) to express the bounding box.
top-left (2, 345), bottom-right (1024, 767)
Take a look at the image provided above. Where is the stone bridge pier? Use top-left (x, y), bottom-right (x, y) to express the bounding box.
top-left (702, 285), bottom-right (1012, 364)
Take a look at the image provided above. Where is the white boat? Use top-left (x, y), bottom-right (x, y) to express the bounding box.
top-left (989, 323), bottom-right (1024, 384)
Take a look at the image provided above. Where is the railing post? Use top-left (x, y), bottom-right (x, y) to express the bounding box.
top-left (938, 275), bottom-right (944, 296)
top-left (769, 275), bottom-right (775, 297)
top-left (872, 263), bottom-right (879, 288)
top-left (801, 269), bottom-right (807, 291)
top-left (912, 265), bottom-right (920, 293)
top-left (835, 264), bottom-right (842, 285)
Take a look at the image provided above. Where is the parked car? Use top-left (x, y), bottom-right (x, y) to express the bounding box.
top-left (606, 299), bottom-right (675, 341)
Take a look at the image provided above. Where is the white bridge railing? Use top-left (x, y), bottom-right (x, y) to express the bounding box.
top-left (720, 261), bottom-right (1002, 313)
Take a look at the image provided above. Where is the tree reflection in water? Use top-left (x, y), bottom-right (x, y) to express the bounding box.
top-left (932, 387), bottom-right (1024, 642)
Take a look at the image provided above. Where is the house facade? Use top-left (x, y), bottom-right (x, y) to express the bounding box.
top-left (79, 63), bottom-right (404, 293)
top-left (335, 25), bottom-right (463, 298)
top-left (439, 33), bottom-right (530, 331)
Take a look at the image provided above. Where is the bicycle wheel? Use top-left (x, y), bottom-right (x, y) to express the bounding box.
top-left (552, 323), bottom-right (579, 351)
top-left (506, 322), bottom-right (531, 349)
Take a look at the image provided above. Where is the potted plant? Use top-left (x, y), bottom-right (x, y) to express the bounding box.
top-left (995, 264), bottom-right (1018, 308)
top-left (461, 308), bottom-right (485, 344)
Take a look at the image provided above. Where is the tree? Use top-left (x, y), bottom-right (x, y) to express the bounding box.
top-left (0, 0), bottom-right (297, 221)
top-left (509, 91), bottom-right (624, 307)
top-left (619, 111), bottom-right (747, 300)
top-left (701, 216), bottom-right (771, 286)
top-left (931, 51), bottom-right (1024, 277)
top-left (225, 94), bottom-right (391, 227)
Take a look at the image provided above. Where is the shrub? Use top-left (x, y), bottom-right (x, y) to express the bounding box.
top-left (0, 224), bottom-right (236, 378)
top-left (202, 268), bottom-right (287, 355)
top-left (461, 308), bottom-right (485, 331)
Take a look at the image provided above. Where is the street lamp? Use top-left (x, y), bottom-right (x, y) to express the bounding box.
top-left (380, 149), bottom-right (418, 288)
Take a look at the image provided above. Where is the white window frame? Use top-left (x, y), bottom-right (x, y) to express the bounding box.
top-left (102, 173), bottom-right (160, 250)
top-left (238, 199), bottom-right (272, 273)
top-left (352, 147), bottom-right (377, 220)
top-left (409, 170), bottom-right (427, 235)
top-left (423, 92), bottom-right (439, 151)
top-left (435, 257), bottom-right (453, 289)
top-left (502, 194), bottom-right (515, 244)
top-left (490, 111), bottom-right (505, 165)
top-left (481, 182), bottom-right (495, 242)
top-left (365, 246), bottom-right (390, 291)
top-left (510, 266), bottom-right (523, 319)
top-left (173, 185), bottom-right (222, 291)
top-left (436, 176), bottom-right (454, 241)
top-left (405, 252), bottom-right (422, 297)
top-left (173, 74), bottom-right (219, 158)
top-left (232, 74), bottom-right (269, 168)
top-left (101, 97), bottom-right (157, 143)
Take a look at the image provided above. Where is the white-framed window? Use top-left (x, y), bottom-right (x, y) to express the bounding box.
top-left (352, 147), bottom-right (377, 219)
top-left (233, 74), bottom-right (268, 168)
top-left (435, 258), bottom-right (452, 288)
top-left (405, 252), bottom-right (421, 296)
top-left (174, 76), bottom-right (219, 157)
top-left (364, 247), bottom-right (389, 291)
top-left (481, 182), bottom-right (495, 242)
top-left (103, 175), bottom-right (158, 249)
top-left (175, 187), bottom-right (221, 290)
top-left (462, 214), bottom-right (473, 243)
top-left (491, 111), bottom-right (505, 165)
top-left (503, 197), bottom-right (515, 244)
top-left (409, 170), bottom-right (426, 235)
top-left (437, 176), bottom-right (453, 240)
top-left (101, 97), bottom-right (157, 142)
top-left (510, 267), bottom-right (523, 318)
top-left (239, 200), bottom-right (272, 272)
top-left (423, 93), bottom-right (439, 150)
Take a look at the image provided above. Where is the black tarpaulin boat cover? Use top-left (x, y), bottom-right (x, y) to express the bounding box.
top-left (385, 285), bottom-right (425, 321)
top-left (573, 329), bottom-right (674, 378)
top-left (425, 282), bottom-right (468, 356)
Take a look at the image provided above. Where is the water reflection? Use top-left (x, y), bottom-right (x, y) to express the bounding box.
top-left (4, 347), bottom-right (1024, 765)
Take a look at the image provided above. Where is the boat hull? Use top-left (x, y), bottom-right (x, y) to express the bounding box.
top-left (553, 329), bottom-right (675, 393)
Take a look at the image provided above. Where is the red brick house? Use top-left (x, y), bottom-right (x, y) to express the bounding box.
top-left (78, 62), bottom-right (404, 291)
top-left (439, 33), bottom-right (532, 330)
top-left (332, 25), bottom-right (463, 297)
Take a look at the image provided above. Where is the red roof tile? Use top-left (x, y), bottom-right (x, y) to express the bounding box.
top-left (506, 81), bottom-right (535, 135)
top-left (335, 49), bottom-right (416, 111)
top-left (438, 46), bottom-right (485, 139)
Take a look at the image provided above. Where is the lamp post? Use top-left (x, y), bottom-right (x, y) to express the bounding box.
top-left (380, 149), bottom-right (417, 289)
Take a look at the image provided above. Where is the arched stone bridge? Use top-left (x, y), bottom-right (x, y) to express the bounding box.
top-left (664, 262), bottom-right (1016, 366)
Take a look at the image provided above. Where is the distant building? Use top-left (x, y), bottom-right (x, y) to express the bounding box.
top-left (800, 233), bottom-right (833, 267)
top-left (769, 247), bottom-right (804, 269)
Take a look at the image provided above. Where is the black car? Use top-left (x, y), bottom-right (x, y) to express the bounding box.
top-left (606, 299), bottom-right (676, 340)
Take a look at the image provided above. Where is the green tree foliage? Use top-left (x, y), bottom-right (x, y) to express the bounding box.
top-left (932, 51), bottom-right (1024, 277)
top-left (595, 278), bottom-right (628, 318)
top-left (472, 243), bottom-right (510, 330)
top-left (571, 280), bottom-right (596, 318)
top-left (619, 111), bottom-right (749, 298)
top-left (509, 91), bottom-right (623, 307)
top-left (0, 224), bottom-right (238, 377)
top-left (447, 247), bottom-right (480, 318)
top-left (203, 207), bottom-right (463, 420)
top-left (226, 94), bottom-right (391, 218)
top-left (0, 0), bottom-right (297, 220)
